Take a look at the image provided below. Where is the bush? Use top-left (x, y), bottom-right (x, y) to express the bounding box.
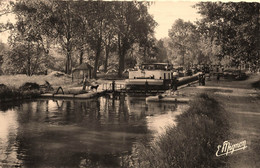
top-left (0, 83), bottom-right (40, 101)
top-left (0, 85), bottom-right (21, 100)
top-left (252, 80), bottom-right (260, 89)
top-left (122, 93), bottom-right (229, 168)
top-left (19, 82), bottom-right (40, 91)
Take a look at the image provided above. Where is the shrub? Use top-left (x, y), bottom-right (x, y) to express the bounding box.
top-left (0, 83), bottom-right (40, 101)
top-left (19, 82), bottom-right (40, 91)
top-left (252, 80), bottom-right (260, 89)
top-left (122, 93), bottom-right (229, 168)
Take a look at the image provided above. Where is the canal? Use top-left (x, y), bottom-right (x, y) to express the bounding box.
top-left (0, 95), bottom-right (188, 167)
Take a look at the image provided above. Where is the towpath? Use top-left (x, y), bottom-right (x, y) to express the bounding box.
top-left (179, 74), bottom-right (260, 167)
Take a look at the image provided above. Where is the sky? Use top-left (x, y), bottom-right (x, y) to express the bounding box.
top-left (148, 1), bottom-right (201, 40)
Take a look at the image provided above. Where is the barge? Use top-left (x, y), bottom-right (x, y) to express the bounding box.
top-left (125, 63), bottom-right (177, 90)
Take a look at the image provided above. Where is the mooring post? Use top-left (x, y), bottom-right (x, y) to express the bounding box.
top-left (175, 79), bottom-right (178, 90)
top-left (112, 80), bottom-right (115, 93)
top-left (145, 80), bottom-right (148, 94)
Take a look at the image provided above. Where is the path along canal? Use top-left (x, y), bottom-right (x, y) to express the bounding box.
top-left (0, 95), bottom-right (188, 167)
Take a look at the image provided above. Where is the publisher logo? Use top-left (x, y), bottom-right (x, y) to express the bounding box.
top-left (216, 140), bottom-right (247, 157)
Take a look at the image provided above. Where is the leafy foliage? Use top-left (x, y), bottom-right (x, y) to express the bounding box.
top-left (2, 31), bottom-right (47, 75)
top-left (168, 19), bottom-right (200, 67)
top-left (3, 1), bottom-right (157, 77)
top-left (195, 2), bottom-right (260, 68)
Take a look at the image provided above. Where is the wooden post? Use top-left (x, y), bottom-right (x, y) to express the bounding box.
top-left (163, 79), bottom-right (166, 90)
top-left (112, 80), bottom-right (115, 93)
top-left (145, 80), bottom-right (148, 94)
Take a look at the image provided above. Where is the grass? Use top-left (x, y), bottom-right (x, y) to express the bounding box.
top-left (0, 73), bottom-right (118, 101)
top-left (0, 74), bottom-right (76, 89)
top-left (206, 73), bottom-right (260, 89)
top-left (0, 74), bottom-right (74, 101)
top-left (0, 72), bottom-right (125, 90)
top-left (121, 93), bottom-right (230, 168)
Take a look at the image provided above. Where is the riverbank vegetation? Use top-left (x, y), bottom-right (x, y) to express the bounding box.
top-left (0, 83), bottom-right (40, 102)
top-left (252, 80), bottom-right (260, 89)
top-left (0, 73), bottom-right (74, 88)
top-left (122, 93), bottom-right (230, 167)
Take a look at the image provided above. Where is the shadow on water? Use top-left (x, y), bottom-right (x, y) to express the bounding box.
top-left (0, 94), bottom-right (187, 167)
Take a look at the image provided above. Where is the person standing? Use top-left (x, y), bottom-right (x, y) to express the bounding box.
top-left (202, 74), bottom-right (206, 86)
top-left (217, 73), bottom-right (220, 82)
top-left (171, 77), bottom-right (178, 91)
top-left (198, 74), bottom-right (202, 85)
top-left (82, 75), bottom-right (88, 90)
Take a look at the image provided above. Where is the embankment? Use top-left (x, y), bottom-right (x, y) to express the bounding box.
top-left (0, 83), bottom-right (40, 102)
top-left (121, 93), bottom-right (230, 168)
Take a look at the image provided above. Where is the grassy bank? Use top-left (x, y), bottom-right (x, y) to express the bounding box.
top-left (122, 93), bottom-right (230, 168)
top-left (0, 85), bottom-right (40, 102)
top-left (0, 74), bottom-right (79, 101)
top-left (0, 74), bottom-right (75, 88)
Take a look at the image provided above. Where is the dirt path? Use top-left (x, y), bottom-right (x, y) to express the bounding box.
top-left (217, 93), bottom-right (260, 168)
top-left (179, 74), bottom-right (260, 167)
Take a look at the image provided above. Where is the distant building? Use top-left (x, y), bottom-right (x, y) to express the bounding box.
top-left (72, 63), bottom-right (93, 82)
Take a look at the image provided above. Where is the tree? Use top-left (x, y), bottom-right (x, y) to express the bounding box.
top-left (114, 2), bottom-right (157, 77)
top-left (7, 0), bottom-right (59, 75)
top-left (136, 4), bottom-right (157, 63)
top-left (11, 0), bottom-right (92, 75)
top-left (2, 31), bottom-right (46, 75)
top-left (50, 1), bottom-right (81, 74)
top-left (84, 1), bottom-right (109, 78)
top-left (168, 19), bottom-right (200, 68)
top-left (5, 1), bottom-right (157, 77)
top-left (155, 39), bottom-right (168, 63)
top-left (0, 42), bottom-right (8, 74)
top-left (195, 2), bottom-right (260, 68)
top-left (0, 1), bottom-right (14, 33)
top-left (2, 0), bottom-right (57, 75)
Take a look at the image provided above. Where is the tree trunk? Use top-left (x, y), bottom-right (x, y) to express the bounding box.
top-left (144, 45), bottom-right (147, 63)
top-left (118, 45), bottom-right (126, 78)
top-left (27, 43), bottom-right (31, 76)
top-left (93, 36), bottom-right (102, 79)
top-left (79, 47), bottom-right (84, 65)
top-left (182, 50), bottom-right (185, 67)
top-left (31, 42), bottom-right (41, 76)
top-left (65, 2), bottom-right (72, 74)
top-left (104, 45), bottom-right (109, 72)
top-left (66, 51), bottom-right (70, 74)
top-left (118, 33), bottom-right (122, 77)
top-left (65, 35), bottom-right (72, 74)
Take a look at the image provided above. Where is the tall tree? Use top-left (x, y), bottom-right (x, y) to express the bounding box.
top-left (8, 0), bottom-right (58, 74)
top-left (3, 0), bottom-right (55, 75)
top-left (0, 42), bottom-right (8, 74)
top-left (0, 1), bottom-right (14, 33)
top-left (115, 2), bottom-right (156, 77)
top-left (50, 1), bottom-right (79, 74)
top-left (85, 1), bottom-right (110, 78)
top-left (3, 30), bottom-right (46, 75)
top-left (168, 19), bottom-right (199, 67)
top-left (195, 2), bottom-right (260, 68)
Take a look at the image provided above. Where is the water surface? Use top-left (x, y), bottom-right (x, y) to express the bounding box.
top-left (0, 95), bottom-right (187, 167)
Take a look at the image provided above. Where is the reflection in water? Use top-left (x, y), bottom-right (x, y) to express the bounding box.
top-left (0, 95), bottom-right (188, 167)
top-left (0, 110), bottom-right (20, 167)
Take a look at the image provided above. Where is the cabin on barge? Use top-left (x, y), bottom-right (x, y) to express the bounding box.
top-left (125, 63), bottom-right (176, 90)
